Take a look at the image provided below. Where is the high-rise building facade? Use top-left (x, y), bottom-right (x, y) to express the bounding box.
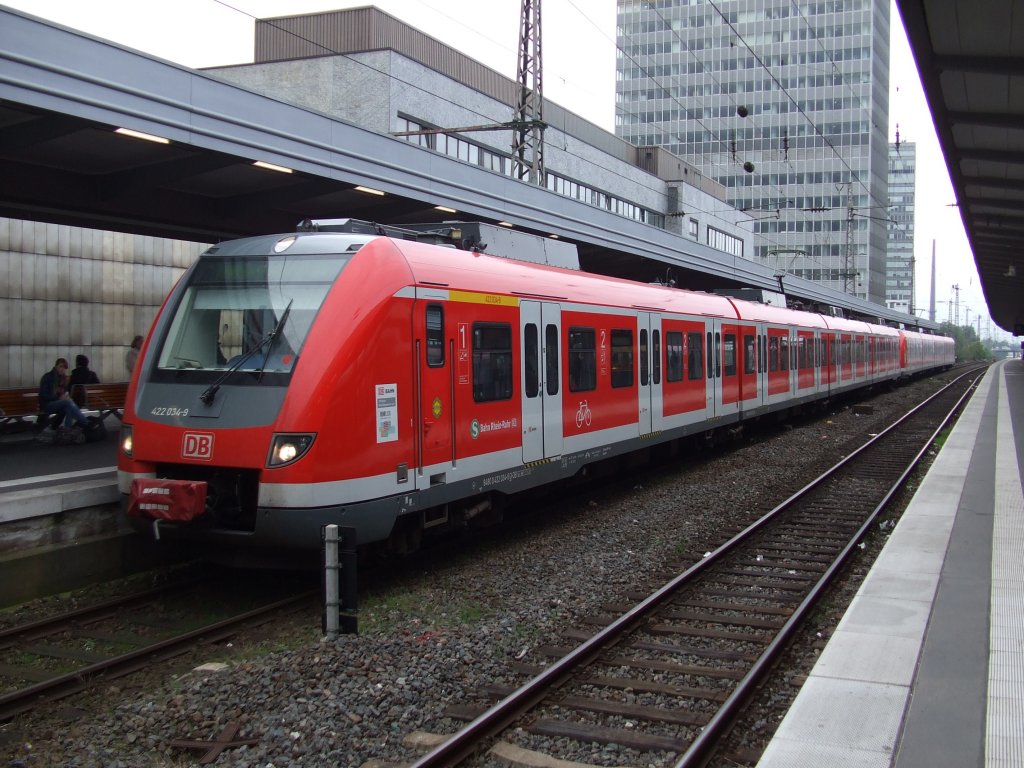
top-left (886, 141), bottom-right (916, 313)
top-left (616, 0), bottom-right (891, 305)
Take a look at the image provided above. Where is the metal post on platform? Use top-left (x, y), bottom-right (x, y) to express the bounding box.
top-left (322, 524), bottom-right (358, 637)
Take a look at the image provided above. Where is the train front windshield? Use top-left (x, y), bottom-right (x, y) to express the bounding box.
top-left (156, 252), bottom-right (350, 375)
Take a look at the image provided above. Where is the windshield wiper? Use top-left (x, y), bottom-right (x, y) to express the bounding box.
top-left (199, 299), bottom-right (293, 406)
top-left (257, 300), bottom-right (294, 383)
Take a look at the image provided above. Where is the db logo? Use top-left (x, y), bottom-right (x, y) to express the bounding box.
top-left (182, 432), bottom-right (215, 461)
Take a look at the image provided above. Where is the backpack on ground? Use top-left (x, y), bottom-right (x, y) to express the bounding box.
top-left (84, 416), bottom-right (108, 443)
top-left (53, 425), bottom-right (86, 446)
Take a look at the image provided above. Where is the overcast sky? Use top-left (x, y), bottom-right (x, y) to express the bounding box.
top-left (2, 0), bottom-right (1001, 338)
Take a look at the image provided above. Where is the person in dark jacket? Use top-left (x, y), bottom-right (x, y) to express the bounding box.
top-left (68, 354), bottom-right (100, 407)
top-left (39, 358), bottom-right (89, 430)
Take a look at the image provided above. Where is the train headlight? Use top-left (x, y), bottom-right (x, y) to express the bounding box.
top-left (267, 433), bottom-right (316, 467)
top-left (120, 425), bottom-right (133, 457)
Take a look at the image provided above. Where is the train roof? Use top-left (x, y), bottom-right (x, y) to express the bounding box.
top-left (730, 301), bottom-right (828, 328)
top-left (391, 238), bottom-right (906, 334)
top-left (389, 236), bottom-right (744, 320)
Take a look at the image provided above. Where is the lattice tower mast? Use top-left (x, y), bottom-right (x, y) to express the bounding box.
top-left (512, 0), bottom-right (545, 184)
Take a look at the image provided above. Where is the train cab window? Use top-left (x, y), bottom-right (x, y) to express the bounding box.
top-left (472, 323), bottom-right (513, 402)
top-left (569, 327), bottom-right (597, 392)
top-left (666, 332), bottom-right (683, 382)
top-left (426, 305), bottom-right (445, 367)
top-left (524, 323), bottom-right (539, 398)
top-left (743, 334), bottom-right (756, 374)
top-left (687, 332), bottom-right (703, 380)
top-left (155, 252), bottom-right (349, 376)
top-left (723, 334), bottom-right (737, 377)
top-left (652, 330), bottom-right (661, 385)
top-left (639, 329), bottom-right (649, 387)
top-left (545, 324), bottom-right (559, 396)
top-left (611, 329), bottom-right (634, 388)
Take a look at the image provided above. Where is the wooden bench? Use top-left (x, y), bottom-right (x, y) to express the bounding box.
top-left (80, 382), bottom-right (130, 422)
top-left (0, 387), bottom-right (46, 430)
top-left (0, 382), bottom-right (130, 432)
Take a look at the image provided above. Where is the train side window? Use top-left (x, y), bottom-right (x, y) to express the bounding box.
top-left (666, 332), bottom-right (683, 382)
top-left (611, 329), bottom-right (634, 388)
top-left (723, 333), bottom-right (736, 376)
top-left (524, 323), bottom-right (539, 398)
top-left (780, 336), bottom-right (789, 371)
top-left (715, 332), bottom-right (722, 377)
top-left (687, 332), bottom-right (703, 380)
top-left (743, 334), bottom-right (755, 374)
top-left (472, 322), bottom-right (513, 402)
top-left (545, 324), bottom-right (559, 396)
top-left (706, 332), bottom-right (713, 378)
top-left (639, 329), bottom-right (649, 387)
top-left (652, 329), bottom-right (661, 385)
top-left (426, 304), bottom-right (445, 367)
top-left (769, 336), bottom-right (779, 371)
top-left (568, 327), bottom-right (596, 392)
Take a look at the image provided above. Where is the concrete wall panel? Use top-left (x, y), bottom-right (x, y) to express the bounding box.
top-left (0, 218), bottom-right (205, 388)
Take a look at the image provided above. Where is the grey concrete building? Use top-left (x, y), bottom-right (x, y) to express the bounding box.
top-left (206, 7), bottom-right (756, 253)
top-left (615, 0), bottom-right (891, 305)
top-left (886, 141), bottom-right (916, 313)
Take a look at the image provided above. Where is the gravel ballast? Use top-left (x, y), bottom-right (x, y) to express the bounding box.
top-left (0, 372), bottom-right (961, 768)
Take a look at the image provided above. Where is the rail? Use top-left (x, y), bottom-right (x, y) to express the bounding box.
top-left (408, 365), bottom-right (986, 767)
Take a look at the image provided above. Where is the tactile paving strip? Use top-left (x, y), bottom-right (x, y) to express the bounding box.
top-left (986, 367), bottom-right (1024, 767)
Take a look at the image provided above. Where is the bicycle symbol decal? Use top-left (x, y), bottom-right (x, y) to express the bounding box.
top-left (575, 400), bottom-right (593, 429)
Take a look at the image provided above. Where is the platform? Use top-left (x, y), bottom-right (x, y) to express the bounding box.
top-left (757, 357), bottom-right (1024, 768)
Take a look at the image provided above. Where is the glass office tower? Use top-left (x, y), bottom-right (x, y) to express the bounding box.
top-left (886, 141), bottom-right (916, 313)
top-left (616, 0), bottom-right (890, 304)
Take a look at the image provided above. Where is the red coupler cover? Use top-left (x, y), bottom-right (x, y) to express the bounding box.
top-left (128, 478), bottom-right (208, 522)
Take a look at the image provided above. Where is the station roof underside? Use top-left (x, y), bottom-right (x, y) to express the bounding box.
top-left (897, 0), bottom-right (1024, 335)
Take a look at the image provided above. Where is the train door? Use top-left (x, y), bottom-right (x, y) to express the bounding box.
top-left (841, 334), bottom-right (853, 383)
top-left (520, 301), bottom-right (563, 463)
top-left (718, 321), bottom-right (741, 418)
top-left (637, 312), bottom-right (663, 436)
top-left (796, 330), bottom-right (815, 392)
top-left (739, 325), bottom-right (758, 407)
top-left (415, 301), bottom-right (454, 480)
top-left (706, 321), bottom-right (722, 418)
top-left (758, 323), bottom-right (769, 410)
top-left (814, 332), bottom-right (823, 394)
top-left (822, 332), bottom-right (836, 394)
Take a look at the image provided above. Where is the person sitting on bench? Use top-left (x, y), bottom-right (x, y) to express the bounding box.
top-left (39, 358), bottom-right (90, 431)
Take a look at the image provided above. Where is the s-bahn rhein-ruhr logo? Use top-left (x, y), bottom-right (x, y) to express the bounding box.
top-left (182, 432), bottom-right (215, 460)
top-left (470, 417), bottom-right (517, 439)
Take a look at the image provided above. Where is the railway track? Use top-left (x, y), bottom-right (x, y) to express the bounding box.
top-left (408, 365), bottom-right (987, 768)
top-left (0, 569), bottom-right (314, 722)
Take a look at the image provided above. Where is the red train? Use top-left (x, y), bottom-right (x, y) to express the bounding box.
top-left (118, 221), bottom-right (954, 556)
